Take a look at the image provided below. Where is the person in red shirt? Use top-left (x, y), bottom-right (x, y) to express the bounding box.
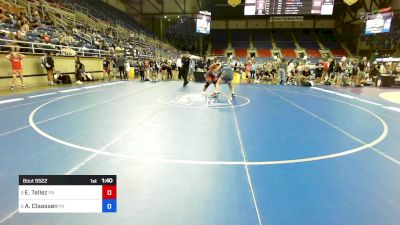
top-left (202, 63), bottom-right (221, 95)
top-left (6, 51), bottom-right (25, 90)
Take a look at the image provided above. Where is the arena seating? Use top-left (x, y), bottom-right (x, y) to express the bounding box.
top-left (211, 30), bottom-right (228, 55)
top-left (306, 49), bottom-right (322, 58)
top-left (330, 49), bottom-right (348, 57)
top-left (231, 30), bottom-right (249, 49)
top-left (64, 0), bottom-right (149, 35)
top-left (273, 31), bottom-right (296, 49)
top-left (257, 49), bottom-right (272, 58)
top-left (0, 0), bottom-right (178, 58)
top-left (235, 48), bottom-right (247, 57)
top-left (255, 57), bottom-right (268, 64)
top-left (281, 48), bottom-right (297, 58)
top-left (317, 30), bottom-right (348, 57)
top-left (253, 30), bottom-right (272, 49)
top-left (211, 49), bottom-right (225, 56)
top-left (295, 30), bottom-right (321, 54)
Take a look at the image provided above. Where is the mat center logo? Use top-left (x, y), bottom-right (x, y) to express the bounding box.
top-left (172, 93), bottom-right (232, 107)
top-left (159, 93), bottom-right (250, 108)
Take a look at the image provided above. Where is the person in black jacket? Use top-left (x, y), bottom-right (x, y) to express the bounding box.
top-left (181, 54), bottom-right (191, 87)
top-left (75, 56), bottom-right (83, 84)
top-left (43, 51), bottom-right (55, 86)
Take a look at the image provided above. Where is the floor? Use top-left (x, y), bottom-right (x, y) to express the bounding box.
top-left (0, 81), bottom-right (399, 225)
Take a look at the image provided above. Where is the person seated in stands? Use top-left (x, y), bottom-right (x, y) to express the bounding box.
top-left (94, 39), bottom-right (100, 49)
top-left (7, 13), bottom-right (17, 25)
top-left (62, 45), bottom-right (75, 56)
top-left (29, 11), bottom-right (41, 27)
top-left (66, 33), bottom-right (75, 44)
top-left (16, 30), bottom-right (27, 42)
top-left (0, 8), bottom-right (9, 23)
top-left (20, 22), bottom-right (30, 33)
top-left (51, 35), bottom-right (59, 44)
top-left (6, 33), bottom-right (20, 52)
top-left (42, 14), bottom-right (53, 26)
top-left (42, 32), bottom-right (51, 44)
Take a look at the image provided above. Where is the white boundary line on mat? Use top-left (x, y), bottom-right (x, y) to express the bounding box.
top-left (310, 87), bottom-right (400, 113)
top-left (28, 88), bottom-right (388, 166)
top-left (232, 104), bottom-right (263, 225)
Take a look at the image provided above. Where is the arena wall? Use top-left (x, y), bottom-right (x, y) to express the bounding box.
top-left (0, 54), bottom-right (103, 88)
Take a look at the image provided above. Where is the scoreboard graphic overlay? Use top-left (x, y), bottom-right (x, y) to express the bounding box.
top-left (244, 0), bottom-right (335, 15)
top-left (19, 175), bottom-right (117, 213)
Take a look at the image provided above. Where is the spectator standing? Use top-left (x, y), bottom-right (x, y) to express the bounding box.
top-left (356, 57), bottom-right (367, 87)
top-left (278, 57), bottom-right (287, 85)
top-left (250, 61), bottom-right (256, 79)
top-left (116, 54), bottom-right (126, 80)
top-left (102, 57), bottom-right (110, 81)
top-left (315, 59), bottom-right (324, 84)
top-left (6, 51), bottom-right (25, 90)
top-left (181, 54), bottom-right (191, 87)
top-left (75, 56), bottom-right (83, 84)
top-left (144, 59), bottom-right (150, 80)
top-left (166, 59), bottom-right (173, 79)
top-left (125, 59), bottom-right (131, 80)
top-left (42, 51), bottom-right (55, 85)
top-left (176, 57), bottom-right (182, 79)
top-left (139, 61), bottom-right (145, 81)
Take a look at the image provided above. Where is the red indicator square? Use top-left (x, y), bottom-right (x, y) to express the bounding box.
top-left (102, 185), bottom-right (117, 199)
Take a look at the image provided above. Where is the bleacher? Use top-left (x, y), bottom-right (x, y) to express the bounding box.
top-left (295, 30), bottom-right (319, 49)
top-left (281, 49), bottom-right (297, 58)
top-left (0, 0), bottom-right (178, 58)
top-left (64, 0), bottom-right (150, 36)
top-left (253, 30), bottom-right (272, 49)
top-left (211, 49), bottom-right (224, 56)
top-left (294, 30), bottom-right (322, 58)
top-left (257, 49), bottom-right (272, 58)
top-left (330, 49), bottom-right (348, 57)
top-left (211, 30), bottom-right (228, 56)
top-left (273, 31), bottom-right (296, 49)
top-left (306, 49), bottom-right (322, 58)
top-left (231, 30), bottom-right (249, 49)
top-left (317, 30), bottom-right (348, 57)
top-left (235, 48), bottom-right (247, 57)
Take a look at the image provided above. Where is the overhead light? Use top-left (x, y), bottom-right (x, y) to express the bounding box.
top-left (164, 15), bottom-right (167, 18)
top-left (177, 16), bottom-right (180, 18)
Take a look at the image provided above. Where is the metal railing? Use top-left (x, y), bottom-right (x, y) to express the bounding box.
top-left (0, 38), bottom-right (111, 57)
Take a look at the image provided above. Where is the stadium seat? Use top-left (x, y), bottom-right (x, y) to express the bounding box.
top-left (281, 49), bottom-right (297, 58)
top-left (235, 48), bottom-right (248, 57)
top-left (211, 49), bottom-right (224, 56)
top-left (330, 49), bottom-right (348, 57)
top-left (306, 49), bottom-right (322, 58)
top-left (257, 49), bottom-right (272, 58)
